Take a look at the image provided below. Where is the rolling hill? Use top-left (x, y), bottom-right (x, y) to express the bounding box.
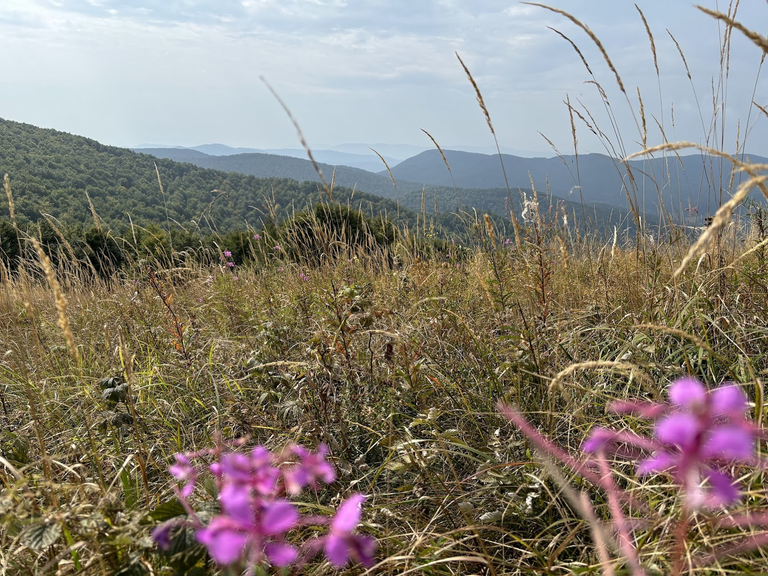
top-left (137, 147), bottom-right (641, 233)
top-left (388, 149), bottom-right (767, 219)
top-left (0, 117), bottom-right (434, 234)
top-left (0, 117), bottom-right (644, 239)
top-left (135, 144), bottom-right (401, 172)
top-left (136, 147), bottom-right (421, 200)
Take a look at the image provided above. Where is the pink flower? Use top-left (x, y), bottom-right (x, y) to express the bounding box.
top-left (195, 499), bottom-right (299, 567)
top-left (284, 444), bottom-right (336, 495)
top-left (253, 234), bottom-right (262, 240)
top-left (153, 444), bottom-right (377, 571)
top-left (211, 447), bottom-right (280, 496)
top-left (169, 453), bottom-right (197, 498)
top-left (227, 261), bottom-right (235, 267)
top-left (324, 494), bottom-right (376, 568)
top-left (223, 250), bottom-right (232, 258)
top-left (584, 377), bottom-right (757, 508)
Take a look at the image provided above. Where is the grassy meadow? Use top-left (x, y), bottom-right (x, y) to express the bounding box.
top-left (2, 4), bottom-right (768, 575)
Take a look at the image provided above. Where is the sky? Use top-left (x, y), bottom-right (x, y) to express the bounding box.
top-left (0, 0), bottom-right (766, 158)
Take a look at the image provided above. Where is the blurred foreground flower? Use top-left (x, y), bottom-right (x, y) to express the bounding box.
top-left (498, 376), bottom-right (768, 574)
top-left (152, 442), bottom-right (376, 571)
top-left (583, 377), bottom-right (758, 508)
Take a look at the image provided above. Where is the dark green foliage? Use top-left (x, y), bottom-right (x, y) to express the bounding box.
top-left (0, 117), bottom-right (460, 237)
top-left (84, 227), bottom-right (125, 276)
top-left (281, 203), bottom-right (397, 265)
top-left (0, 219), bottom-right (19, 267)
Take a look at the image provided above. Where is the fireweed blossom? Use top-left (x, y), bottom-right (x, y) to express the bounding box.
top-left (583, 377), bottom-right (759, 508)
top-left (152, 443), bottom-right (376, 571)
top-left (499, 377), bottom-right (768, 572)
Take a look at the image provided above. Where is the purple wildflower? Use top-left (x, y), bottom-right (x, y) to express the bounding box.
top-left (211, 447), bottom-right (280, 496)
top-left (284, 444), bottom-right (336, 495)
top-left (223, 250), bottom-right (232, 258)
top-left (324, 494), bottom-right (376, 568)
top-left (253, 234), bottom-right (262, 240)
top-left (196, 499), bottom-right (299, 567)
top-left (227, 261), bottom-right (235, 268)
top-left (153, 443), bottom-right (376, 571)
top-left (169, 453), bottom-right (197, 498)
top-left (584, 377), bottom-right (757, 508)
top-left (273, 245), bottom-right (282, 252)
top-left (151, 523), bottom-right (174, 551)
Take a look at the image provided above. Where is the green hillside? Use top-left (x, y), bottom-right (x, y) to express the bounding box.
top-left (0, 118), bottom-right (434, 235)
top-left (140, 146), bottom-right (643, 233)
top-left (0, 117), bottom-right (644, 241)
top-left (138, 146), bottom-right (424, 199)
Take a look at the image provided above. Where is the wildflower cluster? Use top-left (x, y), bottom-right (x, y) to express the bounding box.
top-left (152, 443), bottom-right (376, 571)
top-left (220, 249), bottom-right (235, 268)
top-left (584, 377), bottom-right (759, 508)
top-left (499, 376), bottom-right (768, 572)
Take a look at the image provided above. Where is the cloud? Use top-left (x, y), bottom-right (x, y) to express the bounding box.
top-left (0, 0), bottom-right (763, 154)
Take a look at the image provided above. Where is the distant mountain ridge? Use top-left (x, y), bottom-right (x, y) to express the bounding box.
top-left (135, 147), bottom-right (424, 200)
top-left (137, 146), bottom-right (645, 232)
top-left (389, 149), bottom-right (768, 218)
top-left (134, 144), bottom-right (402, 172)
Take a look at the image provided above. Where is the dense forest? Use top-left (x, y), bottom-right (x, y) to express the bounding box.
top-left (0, 117), bottom-right (450, 235)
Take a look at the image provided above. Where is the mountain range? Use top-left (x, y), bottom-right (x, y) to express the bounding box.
top-left (135, 146), bottom-right (639, 231)
top-left (133, 144), bottom-right (404, 172)
top-left (388, 149), bottom-right (767, 220)
top-left (0, 116), bottom-right (686, 237)
top-left (138, 144), bottom-right (765, 226)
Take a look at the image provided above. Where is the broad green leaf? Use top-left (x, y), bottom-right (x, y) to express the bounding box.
top-left (144, 498), bottom-right (185, 523)
top-left (21, 520), bottom-right (61, 551)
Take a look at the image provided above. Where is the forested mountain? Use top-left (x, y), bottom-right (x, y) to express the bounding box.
top-left (0, 117), bottom-right (437, 234)
top-left (138, 146), bottom-right (640, 231)
top-left (389, 149), bottom-right (767, 218)
top-left (0, 117), bottom-right (641, 239)
top-left (136, 145), bottom-right (401, 172)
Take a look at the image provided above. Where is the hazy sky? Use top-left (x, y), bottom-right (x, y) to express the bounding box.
top-left (1, 0), bottom-right (766, 157)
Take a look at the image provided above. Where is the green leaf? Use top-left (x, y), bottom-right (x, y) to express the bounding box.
top-left (167, 527), bottom-right (208, 572)
top-left (144, 498), bottom-right (185, 523)
top-left (21, 520), bottom-right (62, 551)
top-left (120, 468), bottom-right (137, 508)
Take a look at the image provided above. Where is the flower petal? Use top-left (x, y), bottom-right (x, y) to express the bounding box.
top-left (656, 412), bottom-right (701, 448)
top-left (637, 451), bottom-right (675, 475)
top-left (265, 542), bottom-right (298, 566)
top-left (324, 535), bottom-right (349, 567)
top-left (704, 468), bottom-right (740, 507)
top-left (703, 425), bottom-right (754, 460)
top-left (151, 523), bottom-right (174, 550)
top-left (582, 428), bottom-right (615, 453)
top-left (711, 385), bottom-right (748, 418)
top-left (351, 534), bottom-right (377, 567)
top-left (219, 483), bottom-right (253, 525)
top-left (332, 494), bottom-right (366, 533)
top-left (669, 377), bottom-right (706, 407)
top-left (261, 500), bottom-right (299, 535)
top-left (196, 517), bottom-right (248, 565)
